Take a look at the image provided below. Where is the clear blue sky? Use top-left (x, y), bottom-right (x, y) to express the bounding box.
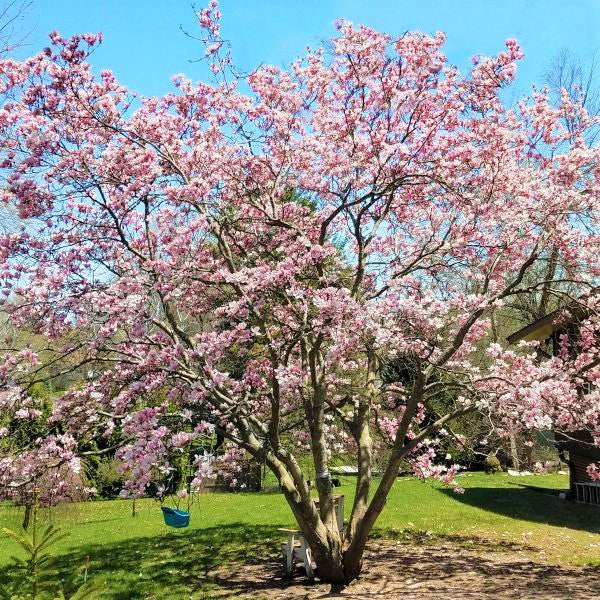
top-left (15, 0), bottom-right (600, 100)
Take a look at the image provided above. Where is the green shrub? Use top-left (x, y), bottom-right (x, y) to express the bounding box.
top-left (93, 459), bottom-right (126, 499)
top-left (484, 453), bottom-right (503, 474)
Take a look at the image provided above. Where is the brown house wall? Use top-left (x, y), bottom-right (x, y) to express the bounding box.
top-left (570, 453), bottom-right (595, 483)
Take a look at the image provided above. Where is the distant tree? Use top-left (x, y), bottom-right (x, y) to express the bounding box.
top-left (545, 47), bottom-right (600, 144)
top-left (0, 1), bottom-right (30, 233)
top-left (0, 0), bottom-right (30, 57)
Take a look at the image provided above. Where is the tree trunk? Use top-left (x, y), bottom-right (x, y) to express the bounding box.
top-left (509, 430), bottom-right (520, 470)
top-left (281, 486), bottom-right (346, 583)
top-left (286, 493), bottom-right (366, 584)
top-left (311, 542), bottom-right (346, 584)
top-left (342, 541), bottom-right (366, 583)
top-left (523, 433), bottom-right (534, 469)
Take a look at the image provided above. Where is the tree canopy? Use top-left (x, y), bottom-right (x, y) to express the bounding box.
top-left (1, 2), bottom-right (600, 583)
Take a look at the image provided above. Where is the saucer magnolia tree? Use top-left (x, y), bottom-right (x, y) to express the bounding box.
top-left (1, 5), bottom-right (600, 582)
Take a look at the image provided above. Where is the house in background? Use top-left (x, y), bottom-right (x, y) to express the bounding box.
top-left (508, 304), bottom-right (600, 506)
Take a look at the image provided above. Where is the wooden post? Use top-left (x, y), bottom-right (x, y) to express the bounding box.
top-left (22, 488), bottom-right (35, 530)
top-left (22, 502), bottom-right (32, 530)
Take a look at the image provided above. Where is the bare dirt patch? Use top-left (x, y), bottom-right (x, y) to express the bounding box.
top-left (208, 540), bottom-right (600, 599)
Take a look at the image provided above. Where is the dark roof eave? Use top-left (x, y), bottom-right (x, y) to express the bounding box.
top-left (506, 294), bottom-right (596, 345)
top-left (506, 310), bottom-right (561, 344)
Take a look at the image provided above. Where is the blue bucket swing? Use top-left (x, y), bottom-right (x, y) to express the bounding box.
top-left (161, 505), bottom-right (190, 528)
top-left (160, 471), bottom-right (194, 528)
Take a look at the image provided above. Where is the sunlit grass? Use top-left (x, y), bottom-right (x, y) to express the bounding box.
top-left (1, 472), bottom-right (598, 599)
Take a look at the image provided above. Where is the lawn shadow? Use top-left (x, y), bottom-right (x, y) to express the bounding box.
top-left (371, 526), bottom-right (538, 553)
top-left (0, 522), bottom-right (284, 600)
top-left (439, 485), bottom-right (600, 533)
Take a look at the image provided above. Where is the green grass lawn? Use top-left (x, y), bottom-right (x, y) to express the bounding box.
top-left (1, 472), bottom-right (599, 599)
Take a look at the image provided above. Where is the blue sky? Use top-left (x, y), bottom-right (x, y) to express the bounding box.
top-left (14, 0), bottom-right (600, 100)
